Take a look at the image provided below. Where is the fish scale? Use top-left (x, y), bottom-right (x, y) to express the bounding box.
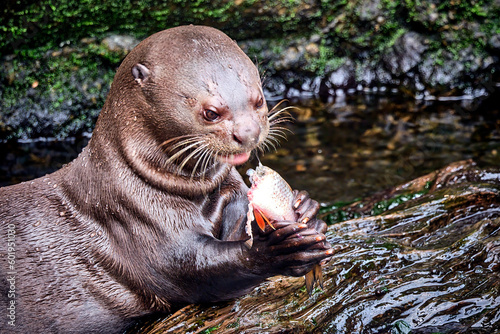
top-left (247, 165), bottom-right (296, 222)
top-left (246, 163), bottom-right (324, 295)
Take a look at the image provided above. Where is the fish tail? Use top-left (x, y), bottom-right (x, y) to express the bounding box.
top-left (305, 264), bottom-right (324, 296)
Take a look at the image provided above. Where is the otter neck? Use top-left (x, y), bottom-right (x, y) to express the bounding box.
top-left (120, 134), bottom-right (232, 196)
top-left (93, 107), bottom-right (233, 197)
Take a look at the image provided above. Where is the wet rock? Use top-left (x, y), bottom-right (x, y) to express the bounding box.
top-left (299, 76), bottom-right (322, 97)
top-left (418, 47), bottom-right (487, 93)
top-left (275, 45), bottom-right (305, 71)
top-left (101, 35), bottom-right (139, 54)
top-left (261, 76), bottom-right (287, 100)
top-left (130, 160), bottom-right (500, 333)
top-left (383, 32), bottom-right (428, 76)
top-left (489, 34), bottom-right (500, 51)
top-left (328, 59), bottom-right (355, 88)
top-left (358, 0), bottom-right (382, 21)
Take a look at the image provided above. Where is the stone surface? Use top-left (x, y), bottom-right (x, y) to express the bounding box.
top-left (101, 35), bottom-right (139, 53)
top-left (383, 32), bottom-right (428, 76)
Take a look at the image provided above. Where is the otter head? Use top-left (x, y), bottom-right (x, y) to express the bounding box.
top-left (97, 26), bottom-right (271, 194)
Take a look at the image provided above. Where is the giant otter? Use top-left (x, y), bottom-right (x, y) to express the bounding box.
top-left (0, 25), bottom-right (332, 333)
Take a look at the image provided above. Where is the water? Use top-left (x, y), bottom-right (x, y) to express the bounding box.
top-left (249, 93), bottom-right (500, 203)
top-left (0, 137), bottom-right (89, 187)
top-left (1, 93), bottom-right (499, 205)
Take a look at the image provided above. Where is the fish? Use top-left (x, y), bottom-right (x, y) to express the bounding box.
top-left (246, 163), bottom-right (323, 295)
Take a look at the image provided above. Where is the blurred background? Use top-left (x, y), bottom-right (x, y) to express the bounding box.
top-left (1, 0), bottom-right (499, 203)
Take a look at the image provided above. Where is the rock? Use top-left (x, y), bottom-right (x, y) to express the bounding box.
top-left (383, 32), bottom-right (428, 76)
top-left (100, 35), bottom-right (140, 54)
top-left (80, 37), bottom-right (97, 45)
top-left (418, 46), bottom-right (487, 92)
top-left (358, 0), bottom-right (382, 21)
top-left (325, 59), bottom-right (355, 89)
top-left (305, 42), bottom-right (320, 57)
top-left (489, 34), bottom-right (500, 51)
top-left (130, 160), bottom-right (500, 333)
top-left (262, 76), bottom-right (287, 100)
top-left (275, 45), bottom-right (305, 71)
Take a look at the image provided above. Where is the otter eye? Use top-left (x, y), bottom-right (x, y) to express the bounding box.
top-left (256, 97), bottom-right (264, 109)
top-left (203, 109), bottom-right (220, 122)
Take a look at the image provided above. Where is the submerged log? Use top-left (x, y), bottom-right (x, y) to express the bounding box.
top-left (131, 160), bottom-right (500, 334)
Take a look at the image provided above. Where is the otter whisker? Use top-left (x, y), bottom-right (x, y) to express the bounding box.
top-left (265, 133), bottom-right (282, 149)
top-left (256, 143), bottom-right (266, 155)
top-left (267, 134), bottom-right (287, 144)
top-left (177, 143), bottom-right (210, 175)
top-left (200, 148), bottom-right (215, 181)
top-left (264, 140), bottom-right (278, 153)
top-left (268, 129), bottom-right (291, 141)
top-left (262, 133), bottom-right (280, 149)
top-left (269, 125), bottom-right (293, 135)
top-left (160, 134), bottom-right (200, 148)
top-left (268, 99), bottom-right (289, 114)
top-left (196, 149), bottom-right (212, 175)
top-left (164, 141), bottom-right (202, 165)
top-left (270, 115), bottom-right (294, 125)
top-left (191, 147), bottom-right (212, 179)
top-left (167, 137), bottom-right (203, 152)
top-left (258, 141), bottom-right (272, 154)
top-left (268, 105), bottom-right (297, 122)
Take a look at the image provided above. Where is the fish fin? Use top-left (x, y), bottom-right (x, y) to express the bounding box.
top-left (254, 208), bottom-right (267, 231)
top-left (314, 264), bottom-right (324, 289)
top-left (254, 208), bottom-right (275, 231)
top-left (305, 270), bottom-right (315, 296)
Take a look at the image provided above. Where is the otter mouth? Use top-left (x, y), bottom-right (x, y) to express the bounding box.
top-left (217, 152), bottom-right (251, 166)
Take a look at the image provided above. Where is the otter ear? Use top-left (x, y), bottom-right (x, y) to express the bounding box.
top-left (132, 63), bottom-right (150, 87)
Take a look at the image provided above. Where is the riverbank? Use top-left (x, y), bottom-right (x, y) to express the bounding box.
top-left (1, 0), bottom-right (499, 140)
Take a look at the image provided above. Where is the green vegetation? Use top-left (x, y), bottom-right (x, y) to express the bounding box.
top-left (226, 317), bottom-right (240, 328)
top-left (320, 181), bottom-right (433, 225)
top-left (1, 43), bottom-right (116, 139)
top-left (200, 323), bottom-right (221, 334)
top-left (391, 319), bottom-right (412, 334)
top-left (1, 0), bottom-right (498, 140)
top-left (0, 0), bottom-right (321, 55)
top-left (319, 200), bottom-right (360, 225)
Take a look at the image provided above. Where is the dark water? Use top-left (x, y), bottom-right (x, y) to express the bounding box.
top-left (0, 137), bottom-right (89, 187)
top-left (1, 93), bottom-right (499, 205)
top-left (252, 93), bottom-right (500, 203)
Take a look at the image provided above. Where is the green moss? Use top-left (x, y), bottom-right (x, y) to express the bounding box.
top-left (226, 317), bottom-right (240, 329)
top-left (0, 41), bottom-right (117, 139)
top-left (370, 191), bottom-right (426, 216)
top-left (304, 41), bottom-right (347, 75)
top-left (320, 184), bottom-right (433, 224)
top-left (0, 0), bottom-right (325, 55)
top-left (200, 323), bottom-right (221, 334)
top-left (319, 200), bottom-right (361, 225)
top-left (391, 319), bottom-right (412, 334)
top-left (378, 242), bottom-right (399, 251)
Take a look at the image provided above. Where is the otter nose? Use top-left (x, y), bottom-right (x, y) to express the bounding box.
top-left (233, 120), bottom-right (261, 148)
